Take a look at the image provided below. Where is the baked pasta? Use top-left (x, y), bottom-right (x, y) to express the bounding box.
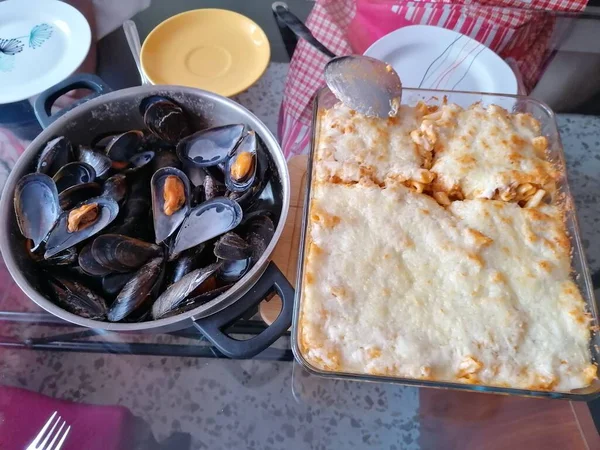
top-left (299, 100), bottom-right (596, 391)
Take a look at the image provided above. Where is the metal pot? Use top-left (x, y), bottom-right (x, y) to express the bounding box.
top-left (0, 74), bottom-right (294, 358)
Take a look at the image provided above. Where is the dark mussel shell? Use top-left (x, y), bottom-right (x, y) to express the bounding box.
top-left (171, 197), bottom-right (243, 256)
top-left (52, 162), bottom-right (96, 193)
top-left (151, 167), bottom-right (191, 244)
top-left (245, 214), bottom-right (275, 263)
top-left (125, 150), bottom-right (155, 174)
top-left (99, 130), bottom-right (144, 163)
top-left (224, 131), bottom-right (257, 193)
top-left (59, 182), bottom-right (103, 210)
top-left (191, 185), bottom-right (205, 206)
top-left (42, 246), bottom-right (78, 266)
top-left (213, 232), bottom-right (252, 261)
top-left (152, 150), bottom-right (182, 172)
top-left (44, 197), bottom-right (119, 259)
top-left (14, 173), bottom-right (60, 252)
top-left (91, 234), bottom-right (163, 273)
top-left (46, 275), bottom-right (108, 320)
top-left (167, 244), bottom-right (205, 286)
top-left (78, 242), bottom-right (112, 276)
top-left (102, 174), bottom-right (128, 204)
top-left (218, 258), bottom-right (251, 283)
top-left (161, 284), bottom-right (233, 319)
top-left (151, 262), bottom-right (222, 319)
top-left (203, 172), bottom-right (225, 201)
top-left (176, 124), bottom-right (245, 167)
top-left (76, 146), bottom-right (112, 179)
top-left (225, 138), bottom-right (271, 208)
top-left (107, 256), bottom-right (164, 322)
top-left (140, 96), bottom-right (191, 143)
top-left (101, 272), bottom-right (134, 298)
top-left (36, 136), bottom-right (73, 176)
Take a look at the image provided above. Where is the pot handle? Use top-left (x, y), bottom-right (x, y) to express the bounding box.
top-left (192, 262), bottom-right (295, 359)
top-left (34, 73), bottom-right (111, 129)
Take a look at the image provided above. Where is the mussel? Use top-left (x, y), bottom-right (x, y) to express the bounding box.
top-left (126, 150), bottom-right (155, 174)
top-left (14, 173), bottom-right (60, 252)
top-left (42, 246), bottom-right (78, 266)
top-left (225, 131), bottom-right (257, 193)
top-left (52, 162), bottom-right (96, 193)
top-left (91, 234), bottom-right (162, 273)
top-left (218, 258), bottom-right (251, 283)
top-left (102, 174), bottom-right (128, 204)
top-left (46, 275), bottom-right (108, 320)
top-left (171, 197), bottom-right (242, 256)
top-left (151, 262), bottom-right (222, 319)
top-left (245, 215), bottom-right (275, 263)
top-left (36, 137), bottom-right (73, 176)
top-left (76, 146), bottom-right (112, 179)
top-left (152, 150), bottom-right (182, 172)
top-left (44, 197), bottom-right (119, 258)
top-left (151, 167), bottom-right (191, 244)
top-left (161, 284), bottom-right (233, 318)
top-left (59, 182), bottom-right (103, 210)
top-left (203, 173), bottom-right (225, 201)
top-left (101, 272), bottom-right (135, 298)
top-left (78, 242), bottom-right (112, 276)
top-left (167, 244), bottom-right (205, 286)
top-left (107, 256), bottom-right (164, 322)
top-left (213, 232), bottom-right (252, 260)
top-left (176, 124), bottom-right (245, 167)
top-left (140, 96), bottom-right (191, 143)
top-left (97, 130), bottom-right (144, 163)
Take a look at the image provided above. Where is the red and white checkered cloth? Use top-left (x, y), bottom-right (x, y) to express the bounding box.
top-left (279, 0), bottom-right (587, 158)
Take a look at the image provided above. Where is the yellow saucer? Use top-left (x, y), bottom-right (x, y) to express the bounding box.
top-left (141, 9), bottom-right (270, 97)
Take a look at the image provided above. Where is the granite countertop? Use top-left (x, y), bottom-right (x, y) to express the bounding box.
top-left (1, 61), bottom-right (599, 449)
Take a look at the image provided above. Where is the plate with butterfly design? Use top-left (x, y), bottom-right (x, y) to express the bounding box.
top-left (0, 0), bottom-right (91, 104)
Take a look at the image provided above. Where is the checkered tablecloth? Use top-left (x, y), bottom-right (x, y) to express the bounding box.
top-left (279, 0), bottom-right (588, 158)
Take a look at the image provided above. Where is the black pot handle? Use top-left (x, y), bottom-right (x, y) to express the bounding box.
top-left (272, 2), bottom-right (337, 58)
top-left (34, 73), bottom-right (111, 129)
top-left (193, 262), bottom-right (295, 359)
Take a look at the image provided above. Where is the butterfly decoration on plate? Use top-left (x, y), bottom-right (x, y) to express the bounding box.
top-left (0, 23), bottom-right (54, 73)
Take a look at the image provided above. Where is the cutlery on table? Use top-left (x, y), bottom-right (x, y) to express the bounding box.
top-left (26, 411), bottom-right (71, 450)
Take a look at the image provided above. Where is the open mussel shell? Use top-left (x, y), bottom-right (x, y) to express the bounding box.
top-left (140, 96), bottom-right (191, 143)
top-left (99, 130), bottom-right (144, 162)
top-left (218, 258), bottom-right (251, 283)
top-left (102, 174), bottom-right (128, 204)
top-left (151, 262), bottom-right (222, 320)
top-left (151, 167), bottom-right (191, 244)
top-left (36, 136), bottom-right (73, 176)
top-left (171, 197), bottom-right (243, 256)
top-left (59, 182), bottom-right (103, 210)
top-left (224, 131), bottom-right (257, 193)
top-left (125, 150), bottom-right (155, 174)
top-left (91, 234), bottom-right (163, 273)
top-left (213, 232), bottom-right (252, 261)
top-left (78, 242), bottom-right (112, 276)
top-left (52, 162), bottom-right (96, 193)
top-left (176, 124), bottom-right (245, 167)
top-left (76, 146), bottom-right (112, 179)
top-left (44, 197), bottom-right (119, 259)
top-left (46, 275), bottom-right (108, 320)
top-left (107, 256), bottom-right (164, 322)
top-left (42, 246), bottom-right (78, 266)
top-left (14, 173), bottom-right (60, 252)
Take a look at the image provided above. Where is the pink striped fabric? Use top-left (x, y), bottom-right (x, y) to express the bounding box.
top-left (279, 0), bottom-right (587, 159)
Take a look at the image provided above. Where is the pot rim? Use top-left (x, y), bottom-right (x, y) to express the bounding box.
top-left (0, 84), bottom-right (290, 331)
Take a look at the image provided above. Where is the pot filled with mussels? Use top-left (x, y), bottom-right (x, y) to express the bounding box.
top-left (0, 74), bottom-right (293, 358)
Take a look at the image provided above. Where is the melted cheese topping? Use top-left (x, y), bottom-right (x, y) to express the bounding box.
top-left (300, 182), bottom-right (594, 391)
top-left (315, 103), bottom-right (433, 185)
top-left (422, 104), bottom-right (558, 200)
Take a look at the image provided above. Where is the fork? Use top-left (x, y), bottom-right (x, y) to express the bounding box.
top-left (26, 411), bottom-right (71, 450)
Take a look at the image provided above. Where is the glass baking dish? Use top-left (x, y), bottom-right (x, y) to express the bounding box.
top-left (291, 87), bottom-right (600, 401)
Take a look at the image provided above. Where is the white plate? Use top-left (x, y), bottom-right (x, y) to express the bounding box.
top-left (0, 0), bottom-right (91, 104)
top-left (364, 25), bottom-right (517, 95)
